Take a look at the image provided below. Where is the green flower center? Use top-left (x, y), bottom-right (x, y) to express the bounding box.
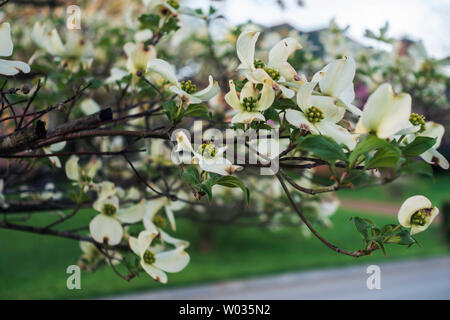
top-left (242, 97), bottom-right (258, 112)
top-left (143, 250), bottom-right (156, 264)
top-left (305, 106), bottom-right (324, 123)
top-left (153, 214), bottom-right (167, 228)
top-left (197, 143), bottom-right (217, 159)
top-left (410, 208), bottom-right (432, 226)
top-left (409, 113), bottom-right (426, 133)
top-left (264, 67), bottom-right (281, 81)
top-left (254, 59), bottom-right (265, 69)
top-left (167, 0), bottom-right (180, 9)
top-left (180, 80), bottom-right (197, 94)
top-left (102, 203), bottom-right (117, 216)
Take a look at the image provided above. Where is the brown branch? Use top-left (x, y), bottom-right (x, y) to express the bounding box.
top-left (0, 120), bottom-right (47, 153)
top-left (276, 172), bottom-right (378, 258)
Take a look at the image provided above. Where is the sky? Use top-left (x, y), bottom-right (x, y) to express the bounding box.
top-left (188, 0), bottom-right (450, 59)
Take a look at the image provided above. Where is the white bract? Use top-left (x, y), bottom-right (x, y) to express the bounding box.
top-left (398, 195), bottom-right (439, 235)
top-left (31, 22), bottom-right (93, 68)
top-left (174, 131), bottom-right (243, 176)
top-left (317, 56), bottom-right (361, 116)
top-left (90, 196), bottom-right (146, 245)
top-left (144, 194), bottom-right (186, 231)
top-left (225, 80), bottom-right (275, 124)
top-left (355, 83), bottom-right (412, 139)
top-left (0, 23), bottom-right (30, 76)
top-left (124, 42), bottom-right (157, 85)
top-left (147, 58), bottom-right (219, 105)
top-left (286, 76), bottom-right (356, 149)
top-left (236, 30), bottom-right (302, 98)
top-left (65, 156), bottom-right (102, 190)
top-left (129, 229), bottom-right (190, 283)
top-left (405, 121), bottom-right (449, 170)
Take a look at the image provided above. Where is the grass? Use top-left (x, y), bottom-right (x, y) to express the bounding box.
top-left (337, 173), bottom-right (450, 205)
top-left (0, 206), bottom-right (448, 299)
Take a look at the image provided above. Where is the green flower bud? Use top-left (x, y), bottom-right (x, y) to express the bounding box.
top-left (242, 96), bottom-right (258, 112)
top-left (409, 113), bottom-right (426, 133)
top-left (143, 250), bottom-right (156, 264)
top-left (305, 106), bottom-right (324, 123)
top-left (180, 80), bottom-right (197, 94)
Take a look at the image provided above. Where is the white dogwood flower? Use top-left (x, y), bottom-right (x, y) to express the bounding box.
top-left (236, 30), bottom-right (302, 98)
top-left (65, 156), bottom-right (102, 189)
top-left (286, 77), bottom-right (356, 149)
top-left (31, 22), bottom-right (93, 68)
top-left (355, 83), bottom-right (412, 139)
top-left (90, 197), bottom-right (146, 245)
top-left (405, 119), bottom-right (449, 170)
top-left (174, 131), bottom-right (243, 176)
top-left (129, 228), bottom-right (190, 283)
top-left (398, 195), bottom-right (439, 235)
top-left (144, 194), bottom-right (186, 232)
top-left (0, 23), bottom-right (30, 76)
top-left (225, 80), bottom-right (275, 124)
top-left (147, 58), bottom-right (219, 104)
top-left (123, 42), bottom-right (157, 84)
top-left (316, 56), bottom-right (361, 116)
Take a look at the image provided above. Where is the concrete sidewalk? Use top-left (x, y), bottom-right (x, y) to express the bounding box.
top-left (110, 256), bottom-right (450, 300)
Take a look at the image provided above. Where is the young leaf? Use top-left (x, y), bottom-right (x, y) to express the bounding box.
top-left (402, 136), bottom-right (437, 157)
top-left (296, 135), bottom-right (347, 163)
top-left (213, 176), bottom-right (250, 204)
top-left (349, 134), bottom-right (397, 167)
top-left (184, 103), bottom-right (209, 118)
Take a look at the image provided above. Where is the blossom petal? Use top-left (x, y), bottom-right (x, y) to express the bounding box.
top-left (138, 229), bottom-right (159, 253)
top-left (141, 262), bottom-right (168, 283)
top-left (0, 23), bottom-right (13, 57)
top-left (240, 81), bottom-right (258, 102)
top-left (193, 75), bottom-right (220, 101)
top-left (319, 56), bottom-right (356, 97)
top-left (170, 86), bottom-right (202, 105)
top-left (147, 58), bottom-right (178, 84)
top-left (285, 109), bottom-right (318, 134)
top-left (116, 200), bottom-right (146, 223)
top-left (231, 111), bottom-right (265, 124)
top-left (89, 214), bottom-right (123, 245)
top-left (420, 149), bottom-right (449, 170)
top-left (310, 96), bottom-right (345, 123)
top-left (128, 236), bottom-right (141, 256)
top-left (0, 59), bottom-right (30, 76)
top-left (224, 80), bottom-right (242, 110)
top-left (236, 30), bottom-right (260, 70)
top-left (65, 156), bottom-right (79, 181)
top-left (257, 83), bottom-right (275, 111)
top-left (159, 229), bottom-right (190, 248)
top-left (154, 247), bottom-right (190, 273)
top-left (268, 37), bottom-right (302, 67)
top-left (316, 121), bottom-right (356, 150)
top-left (421, 121), bottom-right (445, 148)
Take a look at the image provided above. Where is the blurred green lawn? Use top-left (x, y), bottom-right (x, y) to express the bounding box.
top-left (1, 204), bottom-right (448, 299)
top-left (338, 172), bottom-right (450, 205)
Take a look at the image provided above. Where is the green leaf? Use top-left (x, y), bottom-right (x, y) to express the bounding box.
top-left (366, 147), bottom-right (401, 169)
top-left (404, 160), bottom-right (433, 177)
top-left (162, 100), bottom-right (177, 122)
top-left (349, 134), bottom-right (397, 167)
top-left (353, 217), bottom-right (369, 239)
top-left (213, 176), bottom-right (250, 204)
top-left (180, 167), bottom-right (201, 185)
top-left (138, 14), bottom-right (160, 30)
top-left (297, 135), bottom-right (347, 163)
top-left (183, 103), bottom-right (210, 118)
top-left (263, 107), bottom-right (280, 122)
top-left (384, 230), bottom-right (415, 245)
top-left (402, 136), bottom-right (437, 157)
